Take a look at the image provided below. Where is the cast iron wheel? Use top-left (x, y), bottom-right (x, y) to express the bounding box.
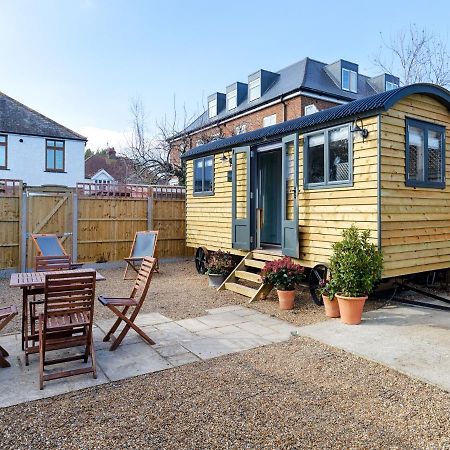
top-left (195, 247), bottom-right (208, 274)
top-left (309, 264), bottom-right (329, 306)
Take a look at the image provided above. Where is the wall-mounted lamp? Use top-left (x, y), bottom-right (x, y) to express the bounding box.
top-left (19, 138), bottom-right (23, 143)
top-left (351, 118), bottom-right (369, 142)
top-left (221, 152), bottom-right (232, 167)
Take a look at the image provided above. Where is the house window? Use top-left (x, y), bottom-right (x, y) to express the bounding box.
top-left (406, 119), bottom-right (445, 188)
top-left (0, 135), bottom-right (7, 169)
top-left (305, 125), bottom-right (352, 188)
top-left (386, 81), bottom-right (399, 91)
top-left (46, 139), bottom-right (65, 172)
top-left (234, 124), bottom-right (247, 135)
top-left (342, 68), bottom-right (357, 93)
top-left (193, 156), bottom-right (214, 194)
top-left (227, 89), bottom-right (237, 110)
top-left (208, 98), bottom-right (217, 118)
top-left (248, 78), bottom-right (261, 102)
top-left (304, 104), bottom-right (319, 116)
top-left (263, 114), bottom-right (276, 127)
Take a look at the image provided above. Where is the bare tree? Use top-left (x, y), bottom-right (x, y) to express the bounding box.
top-left (374, 24), bottom-right (450, 87)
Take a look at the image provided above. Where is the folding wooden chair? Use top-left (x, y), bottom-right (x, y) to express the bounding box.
top-left (39, 271), bottom-right (97, 389)
top-left (99, 257), bottom-right (156, 351)
top-left (31, 234), bottom-right (83, 269)
top-left (29, 255), bottom-right (73, 339)
top-left (123, 231), bottom-right (158, 280)
top-left (0, 306), bottom-right (18, 368)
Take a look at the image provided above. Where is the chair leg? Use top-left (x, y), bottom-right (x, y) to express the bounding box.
top-left (0, 345), bottom-right (9, 357)
top-left (0, 354), bottom-right (11, 368)
top-left (90, 334), bottom-right (97, 379)
top-left (103, 306), bottom-right (129, 342)
top-left (38, 316), bottom-right (45, 390)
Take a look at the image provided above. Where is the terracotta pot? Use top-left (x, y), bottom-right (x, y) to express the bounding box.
top-left (208, 273), bottom-right (227, 288)
top-left (322, 295), bottom-right (340, 318)
top-left (277, 289), bottom-right (296, 310)
top-left (336, 294), bottom-right (367, 325)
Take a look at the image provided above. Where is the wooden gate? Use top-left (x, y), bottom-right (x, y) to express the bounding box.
top-left (25, 186), bottom-right (74, 270)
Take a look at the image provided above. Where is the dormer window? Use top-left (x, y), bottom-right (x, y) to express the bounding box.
top-left (248, 78), bottom-right (261, 102)
top-left (386, 81), bottom-right (399, 91)
top-left (227, 89), bottom-right (237, 110)
top-left (342, 68), bottom-right (357, 93)
top-left (208, 98), bottom-right (217, 118)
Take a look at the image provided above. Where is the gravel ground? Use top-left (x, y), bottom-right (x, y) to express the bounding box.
top-left (0, 258), bottom-right (383, 335)
top-left (1, 336), bottom-right (450, 449)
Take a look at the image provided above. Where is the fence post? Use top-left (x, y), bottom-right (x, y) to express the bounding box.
top-left (147, 187), bottom-right (154, 230)
top-left (72, 191), bottom-right (78, 263)
top-left (20, 188), bottom-right (27, 272)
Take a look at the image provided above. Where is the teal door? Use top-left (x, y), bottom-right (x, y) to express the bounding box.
top-left (281, 134), bottom-right (299, 257)
top-left (259, 151), bottom-right (282, 245)
top-left (232, 146), bottom-right (252, 250)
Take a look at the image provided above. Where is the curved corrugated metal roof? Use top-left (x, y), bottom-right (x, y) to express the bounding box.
top-left (181, 83), bottom-right (450, 160)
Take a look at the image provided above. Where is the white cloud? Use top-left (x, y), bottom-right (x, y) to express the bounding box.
top-left (77, 126), bottom-right (130, 152)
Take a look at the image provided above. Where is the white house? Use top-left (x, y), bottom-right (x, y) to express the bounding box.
top-left (0, 91), bottom-right (86, 186)
top-left (90, 168), bottom-right (116, 184)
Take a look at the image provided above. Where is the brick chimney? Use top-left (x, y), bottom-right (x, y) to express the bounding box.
top-left (107, 147), bottom-right (116, 159)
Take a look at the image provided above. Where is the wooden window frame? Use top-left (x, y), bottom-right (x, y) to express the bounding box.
top-left (304, 123), bottom-right (353, 190)
top-left (193, 155), bottom-right (214, 196)
top-left (0, 134), bottom-right (7, 170)
top-left (45, 139), bottom-right (65, 173)
top-left (405, 118), bottom-right (446, 189)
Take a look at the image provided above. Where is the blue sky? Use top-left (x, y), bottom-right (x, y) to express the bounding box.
top-left (1, 0), bottom-right (449, 150)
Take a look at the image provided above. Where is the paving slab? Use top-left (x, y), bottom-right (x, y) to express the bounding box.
top-left (297, 304), bottom-right (450, 392)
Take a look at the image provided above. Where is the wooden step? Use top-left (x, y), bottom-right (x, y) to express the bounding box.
top-left (235, 270), bottom-right (262, 283)
top-left (251, 252), bottom-right (282, 262)
top-left (244, 259), bottom-right (265, 269)
top-left (224, 282), bottom-right (258, 298)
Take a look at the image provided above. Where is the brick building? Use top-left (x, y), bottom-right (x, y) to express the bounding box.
top-left (168, 57), bottom-right (399, 164)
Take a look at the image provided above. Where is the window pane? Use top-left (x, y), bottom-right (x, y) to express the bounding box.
top-left (47, 149), bottom-right (55, 169)
top-left (204, 157), bottom-right (213, 192)
top-left (47, 140), bottom-right (55, 147)
top-left (428, 130), bottom-right (443, 182)
top-left (235, 152), bottom-right (247, 219)
top-left (194, 159), bottom-right (203, 192)
top-left (408, 126), bottom-right (425, 181)
top-left (0, 147), bottom-right (5, 167)
top-left (284, 142), bottom-right (295, 221)
top-left (208, 99), bottom-right (217, 118)
top-left (307, 133), bottom-right (325, 184)
top-left (329, 126), bottom-right (349, 182)
top-left (350, 71), bottom-right (357, 92)
top-left (0, 135), bottom-right (6, 144)
top-left (55, 149), bottom-right (64, 170)
top-left (249, 78), bottom-right (260, 101)
top-left (342, 69), bottom-right (350, 90)
top-left (227, 90), bottom-right (237, 110)
top-left (55, 140), bottom-right (64, 148)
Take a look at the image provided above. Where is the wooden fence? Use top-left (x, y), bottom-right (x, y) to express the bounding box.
top-left (0, 180), bottom-right (190, 271)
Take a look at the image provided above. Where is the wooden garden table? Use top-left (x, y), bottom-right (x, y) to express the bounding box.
top-left (9, 269), bottom-right (105, 365)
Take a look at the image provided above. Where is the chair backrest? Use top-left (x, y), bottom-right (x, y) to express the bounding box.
top-left (129, 231), bottom-right (158, 259)
top-left (31, 234), bottom-right (67, 257)
top-left (35, 255), bottom-right (71, 272)
top-left (44, 271), bottom-right (96, 330)
top-left (130, 257), bottom-right (156, 303)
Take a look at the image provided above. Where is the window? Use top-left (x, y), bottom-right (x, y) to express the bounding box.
top-left (0, 135), bottom-right (7, 169)
top-left (386, 81), bottom-right (399, 91)
top-left (208, 98), bottom-right (217, 118)
top-left (304, 104), bottom-right (319, 116)
top-left (46, 139), bottom-right (65, 172)
top-left (305, 125), bottom-right (351, 188)
top-left (263, 114), bottom-right (276, 127)
top-left (227, 89), bottom-right (237, 110)
top-left (193, 156), bottom-right (214, 194)
top-left (248, 78), bottom-right (261, 101)
top-left (342, 68), bottom-right (357, 93)
top-left (406, 119), bottom-right (445, 188)
top-left (234, 123), bottom-right (247, 135)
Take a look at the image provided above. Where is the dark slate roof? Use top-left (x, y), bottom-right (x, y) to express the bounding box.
top-left (175, 58), bottom-right (382, 138)
top-left (0, 91), bottom-right (87, 141)
top-left (85, 151), bottom-right (136, 183)
top-left (182, 84), bottom-right (450, 160)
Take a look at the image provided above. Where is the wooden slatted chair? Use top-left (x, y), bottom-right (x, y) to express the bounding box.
top-left (123, 231), bottom-right (159, 280)
top-left (29, 255), bottom-right (73, 340)
top-left (99, 257), bottom-right (156, 351)
top-left (39, 270), bottom-right (97, 389)
top-left (0, 306), bottom-right (18, 368)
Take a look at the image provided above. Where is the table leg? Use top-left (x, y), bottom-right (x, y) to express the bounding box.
top-left (21, 288), bottom-right (26, 351)
top-left (22, 287), bottom-right (30, 365)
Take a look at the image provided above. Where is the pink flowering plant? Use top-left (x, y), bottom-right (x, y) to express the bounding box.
top-left (261, 257), bottom-right (305, 291)
top-left (317, 278), bottom-right (337, 300)
top-left (206, 250), bottom-right (235, 275)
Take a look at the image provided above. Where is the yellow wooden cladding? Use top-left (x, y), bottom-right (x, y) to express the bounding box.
top-left (380, 93), bottom-right (450, 277)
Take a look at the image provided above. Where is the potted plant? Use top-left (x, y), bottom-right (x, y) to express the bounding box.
top-left (329, 225), bottom-right (383, 325)
top-left (261, 257), bottom-right (305, 310)
top-left (205, 250), bottom-right (234, 288)
top-left (318, 279), bottom-right (340, 318)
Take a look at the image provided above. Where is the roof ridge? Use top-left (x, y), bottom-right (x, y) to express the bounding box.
top-left (0, 91), bottom-right (87, 141)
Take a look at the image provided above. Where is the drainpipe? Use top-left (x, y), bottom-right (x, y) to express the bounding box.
top-left (280, 94), bottom-right (287, 121)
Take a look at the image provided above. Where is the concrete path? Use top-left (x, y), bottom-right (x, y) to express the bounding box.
top-left (0, 306), bottom-right (300, 408)
top-left (297, 304), bottom-right (450, 392)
